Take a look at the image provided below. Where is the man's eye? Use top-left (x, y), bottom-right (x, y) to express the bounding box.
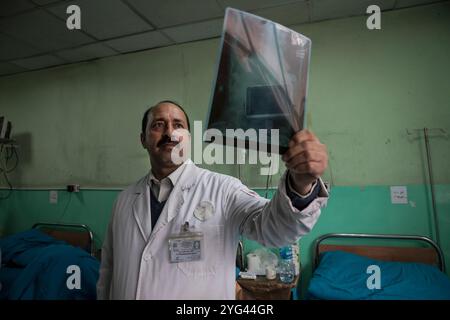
top-left (152, 122), bottom-right (164, 129)
top-left (175, 123), bottom-right (184, 128)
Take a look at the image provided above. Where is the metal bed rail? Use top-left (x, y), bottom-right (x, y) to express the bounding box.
top-left (313, 233), bottom-right (445, 272)
top-left (32, 222), bottom-right (95, 256)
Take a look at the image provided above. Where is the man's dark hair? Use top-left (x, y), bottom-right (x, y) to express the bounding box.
top-left (141, 100), bottom-right (191, 134)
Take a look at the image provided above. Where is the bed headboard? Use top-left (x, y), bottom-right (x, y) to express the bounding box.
top-left (32, 222), bottom-right (95, 256)
top-left (313, 233), bottom-right (445, 272)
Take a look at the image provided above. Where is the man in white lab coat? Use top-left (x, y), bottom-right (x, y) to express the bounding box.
top-left (97, 100), bottom-right (329, 300)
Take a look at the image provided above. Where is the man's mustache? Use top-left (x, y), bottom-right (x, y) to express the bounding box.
top-left (157, 135), bottom-right (178, 147)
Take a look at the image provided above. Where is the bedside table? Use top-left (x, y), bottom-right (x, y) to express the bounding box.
top-left (236, 275), bottom-right (299, 300)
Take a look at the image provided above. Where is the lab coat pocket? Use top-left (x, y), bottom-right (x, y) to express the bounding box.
top-left (176, 225), bottom-right (225, 278)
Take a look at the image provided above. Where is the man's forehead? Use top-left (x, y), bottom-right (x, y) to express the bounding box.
top-left (149, 103), bottom-right (187, 121)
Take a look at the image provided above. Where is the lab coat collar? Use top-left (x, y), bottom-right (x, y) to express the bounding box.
top-left (131, 159), bottom-right (195, 195)
top-left (147, 159), bottom-right (187, 188)
top-left (132, 159), bottom-right (198, 242)
top-left (160, 159), bottom-right (197, 222)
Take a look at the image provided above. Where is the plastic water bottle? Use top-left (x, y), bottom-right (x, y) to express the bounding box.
top-left (291, 244), bottom-right (300, 276)
top-left (279, 246), bottom-right (295, 283)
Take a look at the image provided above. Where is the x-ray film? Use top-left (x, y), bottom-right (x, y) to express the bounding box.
top-left (205, 8), bottom-right (311, 154)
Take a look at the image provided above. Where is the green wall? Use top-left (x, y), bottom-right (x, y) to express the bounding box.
top-left (1, 184), bottom-right (448, 298)
top-left (248, 184), bottom-right (450, 296)
top-left (0, 189), bottom-right (118, 249)
top-left (1, 2), bottom-right (449, 298)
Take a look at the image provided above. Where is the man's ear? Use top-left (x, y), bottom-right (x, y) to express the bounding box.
top-left (140, 132), bottom-right (146, 148)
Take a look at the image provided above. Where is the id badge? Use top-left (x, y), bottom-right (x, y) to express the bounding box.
top-left (168, 222), bottom-right (204, 263)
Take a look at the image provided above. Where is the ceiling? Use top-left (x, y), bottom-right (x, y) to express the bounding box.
top-left (0, 0), bottom-right (443, 77)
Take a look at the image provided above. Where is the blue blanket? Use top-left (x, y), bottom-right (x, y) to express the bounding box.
top-left (0, 229), bottom-right (99, 300)
top-left (307, 250), bottom-right (450, 300)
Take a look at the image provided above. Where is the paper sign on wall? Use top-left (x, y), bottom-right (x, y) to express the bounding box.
top-left (390, 186), bottom-right (408, 204)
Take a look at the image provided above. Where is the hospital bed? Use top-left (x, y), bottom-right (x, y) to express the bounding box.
top-left (307, 233), bottom-right (450, 300)
top-left (0, 222), bottom-right (100, 300)
top-left (32, 222), bottom-right (95, 256)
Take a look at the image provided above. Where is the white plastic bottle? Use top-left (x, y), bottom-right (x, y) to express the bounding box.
top-left (291, 244), bottom-right (300, 276)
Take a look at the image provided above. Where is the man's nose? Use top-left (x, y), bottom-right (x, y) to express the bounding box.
top-left (164, 123), bottom-right (174, 137)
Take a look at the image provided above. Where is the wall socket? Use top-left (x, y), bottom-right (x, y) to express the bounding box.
top-left (49, 190), bottom-right (58, 204)
top-left (67, 184), bottom-right (80, 192)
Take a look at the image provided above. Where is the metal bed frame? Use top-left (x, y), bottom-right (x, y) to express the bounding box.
top-left (313, 233), bottom-right (445, 272)
top-left (32, 222), bottom-right (95, 256)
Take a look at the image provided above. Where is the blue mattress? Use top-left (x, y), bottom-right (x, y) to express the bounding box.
top-left (307, 250), bottom-right (450, 300)
top-left (0, 229), bottom-right (99, 300)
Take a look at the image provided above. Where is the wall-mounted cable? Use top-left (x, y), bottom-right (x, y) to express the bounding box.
top-left (0, 142), bottom-right (19, 200)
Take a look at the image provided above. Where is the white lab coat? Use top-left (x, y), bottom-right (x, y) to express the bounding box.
top-left (97, 160), bottom-right (328, 300)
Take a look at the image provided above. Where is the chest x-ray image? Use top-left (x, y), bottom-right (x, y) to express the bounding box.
top-left (206, 8), bottom-right (311, 153)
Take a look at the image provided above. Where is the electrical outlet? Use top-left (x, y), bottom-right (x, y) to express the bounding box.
top-left (49, 190), bottom-right (58, 204)
top-left (67, 184), bottom-right (80, 192)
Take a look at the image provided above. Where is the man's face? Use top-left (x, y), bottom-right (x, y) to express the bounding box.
top-left (141, 103), bottom-right (190, 167)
